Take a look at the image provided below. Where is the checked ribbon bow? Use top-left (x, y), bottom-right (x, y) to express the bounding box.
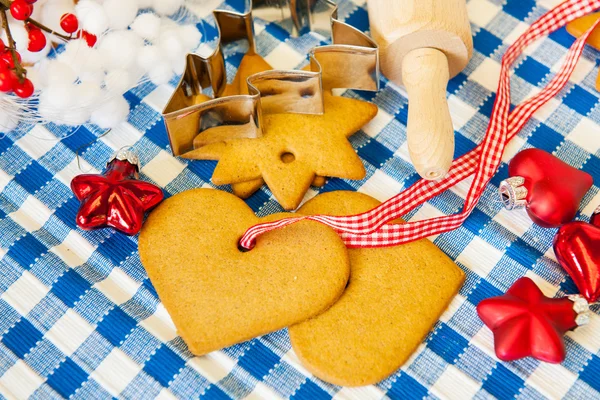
top-left (240, 0), bottom-right (600, 250)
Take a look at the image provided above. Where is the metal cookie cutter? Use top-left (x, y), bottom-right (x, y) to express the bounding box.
top-left (162, 0), bottom-right (379, 157)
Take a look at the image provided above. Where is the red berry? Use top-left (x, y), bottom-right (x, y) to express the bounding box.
top-left (0, 39), bottom-right (5, 54)
top-left (0, 70), bottom-right (14, 92)
top-left (9, 0), bottom-right (33, 21)
top-left (24, 0), bottom-right (37, 3)
top-left (79, 30), bottom-right (97, 47)
top-left (60, 13), bottom-right (79, 34)
top-left (13, 78), bottom-right (34, 98)
top-left (0, 51), bottom-right (21, 69)
top-left (27, 29), bottom-right (46, 52)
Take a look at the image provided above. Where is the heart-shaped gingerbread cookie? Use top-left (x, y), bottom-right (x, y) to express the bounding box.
top-left (139, 189), bottom-right (350, 355)
top-left (289, 191), bottom-right (465, 386)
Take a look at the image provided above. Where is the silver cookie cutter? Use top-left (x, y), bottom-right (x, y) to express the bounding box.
top-left (162, 0), bottom-right (379, 157)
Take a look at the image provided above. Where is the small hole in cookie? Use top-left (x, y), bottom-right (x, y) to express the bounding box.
top-left (281, 152), bottom-right (295, 163)
top-left (237, 242), bottom-right (250, 253)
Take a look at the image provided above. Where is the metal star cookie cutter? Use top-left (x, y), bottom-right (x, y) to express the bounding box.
top-left (162, 0), bottom-right (379, 157)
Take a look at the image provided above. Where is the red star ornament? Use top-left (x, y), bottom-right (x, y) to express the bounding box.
top-left (477, 277), bottom-right (591, 364)
top-left (71, 150), bottom-right (164, 235)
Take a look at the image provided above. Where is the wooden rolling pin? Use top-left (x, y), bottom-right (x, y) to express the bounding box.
top-left (367, 0), bottom-right (473, 180)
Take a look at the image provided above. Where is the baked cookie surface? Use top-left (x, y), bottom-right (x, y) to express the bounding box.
top-left (184, 53), bottom-right (377, 210)
top-left (289, 191), bottom-right (465, 386)
top-left (186, 54), bottom-right (335, 202)
top-left (138, 188), bottom-right (350, 355)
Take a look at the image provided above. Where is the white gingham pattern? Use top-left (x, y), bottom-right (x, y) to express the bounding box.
top-left (1, 0), bottom-right (600, 399)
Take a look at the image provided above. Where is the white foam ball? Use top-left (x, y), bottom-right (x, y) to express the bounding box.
top-left (40, 83), bottom-right (77, 111)
top-left (148, 62), bottom-right (172, 85)
top-left (128, 65), bottom-right (146, 86)
top-left (158, 29), bottom-right (184, 61)
top-left (136, 45), bottom-right (161, 72)
top-left (57, 40), bottom-right (103, 75)
top-left (136, 0), bottom-right (153, 8)
top-left (62, 109), bottom-right (91, 126)
top-left (99, 31), bottom-right (143, 70)
top-left (47, 61), bottom-right (77, 85)
top-left (20, 41), bottom-right (52, 64)
top-left (158, 17), bottom-right (178, 33)
top-left (105, 69), bottom-right (134, 94)
top-left (57, 40), bottom-right (82, 65)
top-left (171, 56), bottom-right (186, 75)
top-left (104, 0), bottom-right (139, 30)
top-left (79, 70), bottom-right (106, 85)
top-left (33, 59), bottom-right (50, 88)
top-left (4, 23), bottom-right (28, 53)
top-left (91, 95), bottom-right (130, 128)
top-left (26, 67), bottom-right (44, 90)
top-left (76, 0), bottom-right (109, 35)
top-left (153, 0), bottom-right (183, 16)
top-left (76, 81), bottom-right (102, 107)
top-left (179, 24), bottom-right (202, 51)
top-left (130, 13), bottom-right (161, 40)
top-left (30, 0), bottom-right (45, 20)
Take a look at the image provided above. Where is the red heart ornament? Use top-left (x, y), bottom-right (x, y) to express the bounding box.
top-left (553, 221), bottom-right (600, 303)
top-left (499, 149), bottom-right (593, 228)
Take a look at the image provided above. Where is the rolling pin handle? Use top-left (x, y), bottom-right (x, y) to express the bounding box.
top-left (402, 48), bottom-right (455, 181)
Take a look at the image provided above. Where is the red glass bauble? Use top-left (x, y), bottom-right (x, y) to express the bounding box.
top-left (592, 205), bottom-right (600, 227)
top-left (499, 149), bottom-right (593, 228)
top-left (477, 277), bottom-right (584, 363)
top-left (554, 221), bottom-right (600, 303)
top-left (71, 150), bottom-right (164, 235)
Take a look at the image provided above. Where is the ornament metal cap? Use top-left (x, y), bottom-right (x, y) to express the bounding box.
top-left (499, 176), bottom-right (528, 210)
top-left (108, 149), bottom-right (140, 170)
top-left (567, 295), bottom-right (591, 327)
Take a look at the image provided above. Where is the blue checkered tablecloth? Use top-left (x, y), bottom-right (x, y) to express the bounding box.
top-left (1, 0), bottom-right (600, 398)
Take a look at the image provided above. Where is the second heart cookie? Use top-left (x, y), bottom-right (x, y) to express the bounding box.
top-left (289, 191), bottom-right (465, 386)
top-left (139, 189), bottom-right (350, 355)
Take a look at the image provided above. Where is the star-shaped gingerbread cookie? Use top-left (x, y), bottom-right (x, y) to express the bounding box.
top-left (184, 55), bottom-right (377, 210)
top-left (209, 54), bottom-right (327, 199)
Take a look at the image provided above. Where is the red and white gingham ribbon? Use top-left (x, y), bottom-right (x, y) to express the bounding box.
top-left (240, 0), bottom-right (600, 250)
